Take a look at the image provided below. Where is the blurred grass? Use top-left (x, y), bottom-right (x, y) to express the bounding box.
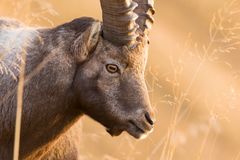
top-left (1, 0), bottom-right (240, 159)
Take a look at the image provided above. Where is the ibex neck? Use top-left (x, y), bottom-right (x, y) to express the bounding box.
top-left (0, 19), bottom-right (82, 159)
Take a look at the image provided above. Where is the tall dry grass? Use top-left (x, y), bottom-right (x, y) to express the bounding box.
top-left (156, 1), bottom-right (240, 160)
top-left (147, 0), bottom-right (240, 160)
top-left (1, 0), bottom-right (240, 160)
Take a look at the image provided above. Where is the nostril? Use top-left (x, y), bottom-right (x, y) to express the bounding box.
top-left (145, 112), bottom-right (154, 125)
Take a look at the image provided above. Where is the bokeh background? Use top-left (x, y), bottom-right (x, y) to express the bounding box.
top-left (1, 0), bottom-right (240, 159)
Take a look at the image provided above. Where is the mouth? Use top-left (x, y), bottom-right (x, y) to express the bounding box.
top-left (126, 120), bottom-right (153, 139)
top-left (106, 120), bottom-right (153, 139)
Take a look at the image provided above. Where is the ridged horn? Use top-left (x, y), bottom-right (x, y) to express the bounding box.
top-left (133, 0), bottom-right (155, 37)
top-left (100, 0), bottom-right (139, 46)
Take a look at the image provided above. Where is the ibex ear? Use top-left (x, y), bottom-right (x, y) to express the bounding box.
top-left (72, 21), bottom-right (101, 63)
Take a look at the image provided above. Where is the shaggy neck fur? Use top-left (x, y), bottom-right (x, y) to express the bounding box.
top-left (0, 18), bottom-right (94, 159)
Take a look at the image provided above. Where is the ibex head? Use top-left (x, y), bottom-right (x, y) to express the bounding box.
top-left (73, 0), bottom-right (155, 139)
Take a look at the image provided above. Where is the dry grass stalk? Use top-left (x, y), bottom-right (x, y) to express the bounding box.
top-left (13, 48), bottom-right (27, 160)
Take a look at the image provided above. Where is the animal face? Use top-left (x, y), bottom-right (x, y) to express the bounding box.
top-left (73, 37), bottom-right (155, 139)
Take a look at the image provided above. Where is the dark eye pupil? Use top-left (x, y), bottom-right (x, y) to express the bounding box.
top-left (106, 64), bottom-right (118, 73)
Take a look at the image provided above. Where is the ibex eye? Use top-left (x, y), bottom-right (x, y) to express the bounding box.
top-left (106, 64), bottom-right (119, 73)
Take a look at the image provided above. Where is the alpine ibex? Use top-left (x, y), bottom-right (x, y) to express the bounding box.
top-left (0, 0), bottom-right (155, 159)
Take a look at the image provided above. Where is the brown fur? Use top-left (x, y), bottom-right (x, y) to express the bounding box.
top-left (0, 17), bottom-right (154, 160)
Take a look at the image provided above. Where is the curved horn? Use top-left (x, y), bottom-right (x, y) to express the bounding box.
top-left (100, 0), bottom-right (139, 46)
top-left (133, 0), bottom-right (155, 37)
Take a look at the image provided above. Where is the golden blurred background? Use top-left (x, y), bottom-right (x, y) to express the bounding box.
top-left (1, 0), bottom-right (240, 159)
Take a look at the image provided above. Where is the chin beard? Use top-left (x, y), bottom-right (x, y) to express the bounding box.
top-left (106, 127), bottom-right (123, 137)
